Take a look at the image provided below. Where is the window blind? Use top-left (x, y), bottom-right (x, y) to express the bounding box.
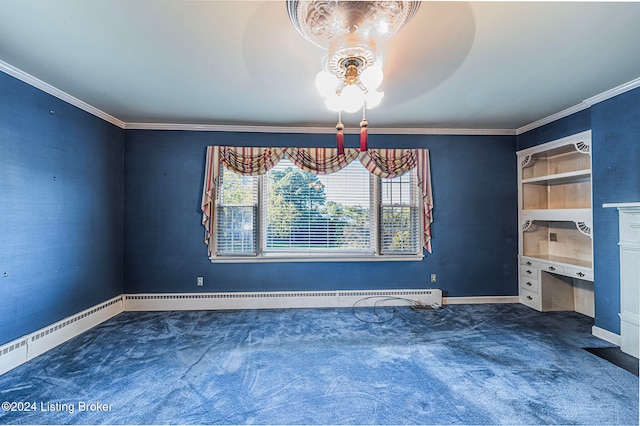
top-left (215, 169), bottom-right (258, 256)
top-left (262, 157), bottom-right (373, 255)
top-left (379, 171), bottom-right (421, 255)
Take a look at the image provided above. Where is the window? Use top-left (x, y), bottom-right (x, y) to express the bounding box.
top-left (213, 156), bottom-right (422, 261)
top-left (380, 171), bottom-right (420, 255)
top-left (215, 171), bottom-right (257, 256)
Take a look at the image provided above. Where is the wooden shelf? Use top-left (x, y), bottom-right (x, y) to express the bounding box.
top-left (521, 209), bottom-right (592, 223)
top-left (521, 141), bottom-right (591, 180)
top-left (522, 170), bottom-right (591, 185)
top-left (522, 170), bottom-right (591, 210)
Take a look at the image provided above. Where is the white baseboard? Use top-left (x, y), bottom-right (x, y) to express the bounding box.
top-left (0, 296), bottom-right (123, 376)
top-left (0, 340), bottom-right (28, 377)
top-left (124, 289), bottom-right (443, 311)
top-left (592, 325), bottom-right (621, 346)
top-left (444, 296), bottom-right (520, 305)
top-left (0, 291), bottom-right (524, 377)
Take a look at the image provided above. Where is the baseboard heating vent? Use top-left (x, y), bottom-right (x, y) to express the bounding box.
top-left (336, 289), bottom-right (442, 308)
top-left (337, 289), bottom-right (438, 297)
top-left (124, 289), bottom-right (442, 311)
top-left (30, 296), bottom-right (123, 343)
top-left (0, 295), bottom-right (123, 376)
top-left (126, 292), bottom-right (338, 300)
top-left (0, 339), bottom-right (27, 358)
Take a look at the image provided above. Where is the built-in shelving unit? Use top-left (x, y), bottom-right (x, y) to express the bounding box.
top-left (517, 131), bottom-right (594, 316)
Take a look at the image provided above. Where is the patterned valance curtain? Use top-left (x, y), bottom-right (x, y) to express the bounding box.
top-left (285, 147), bottom-right (360, 174)
top-left (359, 149), bottom-right (417, 178)
top-left (201, 146), bottom-right (434, 254)
top-left (218, 146), bottom-right (286, 176)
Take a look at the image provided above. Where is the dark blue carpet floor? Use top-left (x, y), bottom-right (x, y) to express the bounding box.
top-left (0, 304), bottom-right (637, 425)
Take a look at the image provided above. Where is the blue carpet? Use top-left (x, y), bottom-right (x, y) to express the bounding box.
top-left (0, 304), bottom-right (637, 425)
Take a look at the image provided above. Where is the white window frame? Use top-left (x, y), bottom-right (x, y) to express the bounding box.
top-left (211, 161), bottom-right (424, 263)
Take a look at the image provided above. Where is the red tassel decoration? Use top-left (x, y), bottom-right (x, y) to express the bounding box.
top-left (336, 120), bottom-right (345, 155)
top-left (359, 118), bottom-right (368, 151)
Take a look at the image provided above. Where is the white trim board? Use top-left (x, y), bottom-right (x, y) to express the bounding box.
top-left (0, 296), bottom-right (123, 376)
top-left (0, 291), bottom-right (620, 377)
top-left (0, 290), bottom-right (516, 376)
top-left (2, 59), bottom-right (639, 136)
top-left (592, 326), bottom-right (621, 347)
top-left (443, 296), bottom-right (520, 305)
top-left (124, 289), bottom-right (444, 311)
top-left (0, 60), bottom-right (125, 129)
top-left (122, 122), bottom-right (515, 136)
top-left (516, 77), bottom-right (640, 135)
top-left (123, 292), bottom-right (525, 312)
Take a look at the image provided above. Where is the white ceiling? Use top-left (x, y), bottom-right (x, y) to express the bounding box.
top-left (1, 1), bottom-right (639, 131)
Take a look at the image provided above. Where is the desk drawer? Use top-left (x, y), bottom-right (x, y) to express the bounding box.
top-left (520, 275), bottom-right (540, 294)
top-left (564, 266), bottom-right (594, 281)
top-left (542, 263), bottom-right (565, 275)
top-left (520, 288), bottom-right (541, 311)
top-left (520, 264), bottom-right (539, 280)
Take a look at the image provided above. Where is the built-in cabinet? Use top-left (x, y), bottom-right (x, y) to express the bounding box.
top-left (517, 131), bottom-right (594, 316)
top-left (603, 202), bottom-right (640, 358)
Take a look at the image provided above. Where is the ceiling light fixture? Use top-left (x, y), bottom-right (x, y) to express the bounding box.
top-left (287, 1), bottom-right (420, 153)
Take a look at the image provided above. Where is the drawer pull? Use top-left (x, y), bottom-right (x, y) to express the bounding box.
top-left (548, 266), bottom-right (556, 271)
top-left (526, 270), bottom-right (532, 274)
top-left (577, 272), bottom-right (585, 277)
top-left (526, 261), bottom-right (532, 266)
top-left (526, 282), bottom-right (533, 287)
top-left (527, 296), bottom-right (533, 300)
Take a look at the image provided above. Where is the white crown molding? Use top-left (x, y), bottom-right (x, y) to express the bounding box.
top-left (124, 122), bottom-right (516, 136)
top-left (3, 59), bottom-right (638, 137)
top-left (516, 76), bottom-right (640, 135)
top-left (515, 103), bottom-right (591, 135)
top-left (0, 60), bottom-right (126, 129)
top-left (583, 76), bottom-right (640, 107)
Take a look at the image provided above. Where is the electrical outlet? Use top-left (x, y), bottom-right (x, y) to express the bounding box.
top-left (197, 276), bottom-right (204, 286)
top-left (431, 273), bottom-right (437, 283)
top-left (549, 233), bottom-right (558, 242)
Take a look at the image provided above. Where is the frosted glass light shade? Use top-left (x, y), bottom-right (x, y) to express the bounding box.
top-left (341, 85), bottom-right (364, 113)
top-left (360, 64), bottom-right (383, 90)
top-left (288, 1), bottom-right (421, 116)
top-left (324, 93), bottom-right (343, 112)
top-left (365, 90), bottom-right (384, 109)
top-left (315, 71), bottom-right (339, 98)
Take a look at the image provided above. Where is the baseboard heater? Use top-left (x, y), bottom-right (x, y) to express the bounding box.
top-left (0, 296), bottom-right (123, 376)
top-left (124, 289), bottom-right (443, 311)
top-left (5, 289), bottom-right (527, 378)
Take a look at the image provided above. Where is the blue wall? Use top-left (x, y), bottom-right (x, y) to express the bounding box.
top-left (11, 67), bottom-right (636, 344)
top-left (516, 109), bottom-right (591, 149)
top-left (0, 72), bottom-right (124, 346)
top-left (123, 130), bottom-right (518, 298)
top-left (517, 87), bottom-right (640, 334)
top-left (592, 88), bottom-right (640, 334)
